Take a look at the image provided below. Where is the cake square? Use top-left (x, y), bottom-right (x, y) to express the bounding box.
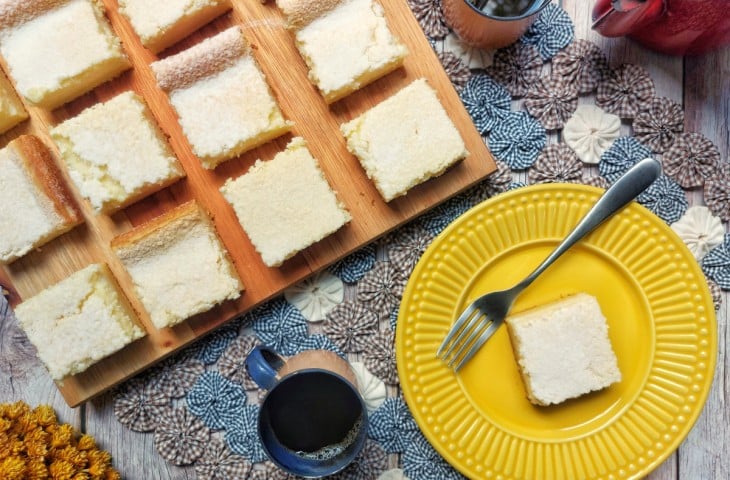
top-left (0, 0), bottom-right (131, 110)
top-left (0, 68), bottom-right (27, 133)
top-left (112, 201), bottom-right (243, 329)
top-left (505, 293), bottom-right (622, 406)
top-left (341, 78), bottom-right (468, 202)
top-left (14, 263), bottom-right (145, 380)
top-left (279, 0), bottom-right (408, 103)
top-left (0, 135), bottom-right (83, 264)
top-left (220, 137), bottom-right (351, 267)
top-left (119, 0), bottom-right (231, 53)
top-left (151, 26), bottom-right (292, 169)
top-left (51, 91), bottom-right (185, 214)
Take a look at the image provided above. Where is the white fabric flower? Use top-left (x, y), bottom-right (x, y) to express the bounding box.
top-left (284, 271), bottom-right (344, 322)
top-left (671, 206), bottom-right (724, 260)
top-left (378, 468), bottom-right (410, 480)
top-left (442, 32), bottom-right (493, 70)
top-left (350, 361), bottom-right (387, 413)
top-left (563, 104), bottom-right (620, 164)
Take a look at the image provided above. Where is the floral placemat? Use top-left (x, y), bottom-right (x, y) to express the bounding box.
top-left (4, 2), bottom-right (729, 479)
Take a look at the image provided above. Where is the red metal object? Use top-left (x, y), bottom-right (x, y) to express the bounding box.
top-left (592, 0), bottom-right (730, 56)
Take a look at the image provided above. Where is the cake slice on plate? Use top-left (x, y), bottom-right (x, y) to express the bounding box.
top-left (276, 0), bottom-right (408, 103)
top-left (151, 26), bottom-right (292, 169)
top-left (505, 293), bottom-right (622, 406)
top-left (51, 91), bottom-right (185, 215)
top-left (220, 137), bottom-right (351, 267)
top-left (0, 135), bottom-right (83, 264)
top-left (0, 0), bottom-right (131, 109)
top-left (14, 263), bottom-right (145, 381)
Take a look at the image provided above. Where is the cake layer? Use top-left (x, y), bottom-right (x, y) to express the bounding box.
top-left (51, 91), bottom-right (185, 214)
top-left (341, 78), bottom-right (468, 202)
top-left (112, 201), bottom-right (243, 329)
top-left (289, 0), bottom-right (408, 103)
top-left (119, 0), bottom-right (231, 53)
top-left (505, 293), bottom-right (622, 406)
top-left (0, 135), bottom-right (82, 263)
top-left (0, 0), bottom-right (130, 109)
top-left (151, 26), bottom-right (292, 169)
top-left (15, 263), bottom-right (145, 380)
top-left (0, 68), bottom-right (27, 133)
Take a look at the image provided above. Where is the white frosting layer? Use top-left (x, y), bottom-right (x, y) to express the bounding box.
top-left (341, 78), bottom-right (468, 202)
top-left (295, 0), bottom-right (406, 99)
top-left (52, 91), bottom-right (183, 213)
top-left (0, 145), bottom-right (63, 262)
top-left (221, 137), bottom-right (351, 267)
top-left (0, 0), bottom-right (126, 105)
top-left (15, 263), bottom-right (145, 380)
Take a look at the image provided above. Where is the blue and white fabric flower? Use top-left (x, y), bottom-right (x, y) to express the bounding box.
top-left (403, 432), bottom-right (467, 480)
top-left (368, 397), bottom-right (420, 453)
top-left (187, 371), bottom-right (247, 430)
top-left (702, 234), bottom-right (730, 290)
top-left (292, 333), bottom-right (346, 358)
top-left (488, 111), bottom-right (546, 170)
top-left (248, 298), bottom-right (308, 356)
top-left (520, 3), bottom-right (575, 60)
top-left (328, 243), bottom-right (377, 283)
top-left (637, 175), bottom-right (688, 224)
top-left (598, 136), bottom-right (652, 183)
top-left (225, 404), bottom-right (268, 462)
top-left (418, 193), bottom-right (472, 236)
top-left (460, 74), bottom-right (511, 135)
top-left (195, 324), bottom-right (239, 364)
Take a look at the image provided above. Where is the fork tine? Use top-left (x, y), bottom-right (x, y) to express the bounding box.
top-left (439, 305), bottom-right (484, 360)
top-left (453, 319), bottom-right (502, 371)
top-left (446, 314), bottom-right (490, 368)
top-left (437, 302), bottom-right (479, 356)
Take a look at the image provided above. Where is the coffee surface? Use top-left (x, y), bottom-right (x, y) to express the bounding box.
top-left (472, 0), bottom-right (535, 16)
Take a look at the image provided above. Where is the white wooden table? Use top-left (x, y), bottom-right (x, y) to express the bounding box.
top-left (1, 1), bottom-right (727, 478)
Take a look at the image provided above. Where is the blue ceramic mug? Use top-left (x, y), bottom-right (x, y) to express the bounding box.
top-left (245, 346), bottom-right (368, 478)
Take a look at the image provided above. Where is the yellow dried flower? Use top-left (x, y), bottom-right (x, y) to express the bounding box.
top-left (0, 402), bottom-right (120, 480)
top-left (0, 456), bottom-right (27, 480)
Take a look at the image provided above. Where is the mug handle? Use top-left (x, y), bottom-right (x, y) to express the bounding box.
top-left (245, 345), bottom-right (286, 390)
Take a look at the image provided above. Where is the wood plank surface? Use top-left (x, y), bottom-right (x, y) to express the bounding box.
top-left (0, 1), bottom-right (727, 479)
top-left (0, 0), bottom-right (496, 407)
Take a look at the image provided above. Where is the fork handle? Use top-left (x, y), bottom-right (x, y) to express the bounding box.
top-left (517, 158), bottom-right (662, 290)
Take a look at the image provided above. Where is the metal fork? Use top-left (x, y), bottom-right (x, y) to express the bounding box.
top-left (437, 158), bottom-right (662, 371)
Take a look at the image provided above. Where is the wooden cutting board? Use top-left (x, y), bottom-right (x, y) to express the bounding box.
top-left (0, 0), bottom-right (496, 406)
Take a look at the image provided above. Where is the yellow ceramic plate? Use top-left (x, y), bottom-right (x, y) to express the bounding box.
top-left (396, 184), bottom-right (717, 480)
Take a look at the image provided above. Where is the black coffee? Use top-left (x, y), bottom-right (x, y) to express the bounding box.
top-left (264, 371), bottom-right (362, 454)
top-left (471, 0), bottom-right (535, 16)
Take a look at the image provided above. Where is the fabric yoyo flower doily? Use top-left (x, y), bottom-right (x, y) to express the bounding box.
top-left (195, 324), bottom-right (239, 365)
top-left (403, 432), bottom-right (467, 480)
top-left (148, 355), bottom-right (205, 399)
top-left (486, 42), bottom-right (542, 98)
top-left (217, 335), bottom-right (259, 390)
top-left (356, 262), bottom-right (406, 317)
top-left (633, 97), bottom-right (684, 153)
top-left (224, 405), bottom-right (268, 462)
top-left (330, 440), bottom-right (388, 480)
top-left (704, 172), bottom-right (730, 222)
top-left (292, 333), bottom-right (345, 358)
top-left (551, 39), bottom-right (608, 94)
top-left (528, 143), bottom-right (582, 184)
top-left (596, 63), bottom-right (655, 119)
top-left (248, 298), bottom-right (308, 356)
top-left (407, 0), bottom-right (449, 39)
top-left (363, 329), bottom-right (398, 385)
top-left (520, 3), bottom-right (575, 60)
top-left (702, 233), bottom-right (730, 290)
top-left (323, 301), bottom-right (379, 353)
top-left (284, 270), bottom-right (344, 322)
top-left (487, 111), bottom-right (547, 170)
top-left (524, 75), bottom-right (579, 130)
top-left (418, 192), bottom-right (472, 236)
top-left (443, 32), bottom-right (493, 70)
top-left (460, 74), bottom-right (511, 135)
top-left (468, 160), bottom-right (513, 200)
top-left (367, 397), bottom-right (420, 454)
top-left (664, 132), bottom-right (721, 188)
top-left (114, 377), bottom-right (170, 432)
top-left (386, 223), bottom-right (435, 277)
top-left (328, 243), bottom-right (376, 283)
top-left (438, 51), bottom-right (471, 92)
top-left (186, 371), bottom-right (247, 430)
top-left (670, 206), bottom-right (725, 261)
top-left (350, 361), bottom-right (387, 414)
top-left (563, 104), bottom-right (620, 164)
top-left (154, 406), bottom-right (210, 465)
top-left (195, 438), bottom-right (252, 480)
top-left (636, 175), bottom-right (688, 224)
top-left (378, 469), bottom-right (410, 480)
top-left (598, 136), bottom-right (652, 183)
top-left (583, 176), bottom-right (610, 189)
